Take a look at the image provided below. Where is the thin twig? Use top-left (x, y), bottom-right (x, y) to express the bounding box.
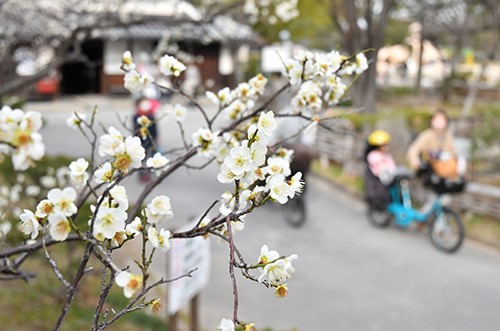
top-left (92, 264), bottom-right (115, 330)
top-left (42, 234), bottom-right (71, 289)
top-left (194, 200), bottom-right (219, 228)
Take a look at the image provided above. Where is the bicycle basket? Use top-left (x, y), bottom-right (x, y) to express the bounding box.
top-left (426, 174), bottom-right (466, 194)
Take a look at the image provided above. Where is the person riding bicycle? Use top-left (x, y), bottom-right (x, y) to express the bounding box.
top-left (364, 130), bottom-right (398, 211)
top-left (407, 109), bottom-right (466, 199)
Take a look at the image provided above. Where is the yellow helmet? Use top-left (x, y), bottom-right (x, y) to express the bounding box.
top-left (368, 130), bottom-right (391, 146)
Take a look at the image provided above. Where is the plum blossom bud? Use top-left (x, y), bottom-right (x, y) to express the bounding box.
top-left (122, 50), bottom-right (135, 70)
top-left (275, 284), bottom-right (288, 298)
top-left (151, 299), bottom-right (163, 316)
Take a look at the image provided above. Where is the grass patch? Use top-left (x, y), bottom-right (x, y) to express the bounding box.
top-left (462, 213), bottom-right (500, 249)
top-left (311, 159), bottom-right (364, 196)
top-left (0, 246), bottom-right (168, 330)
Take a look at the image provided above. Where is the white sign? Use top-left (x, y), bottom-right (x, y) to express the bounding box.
top-left (168, 219), bottom-right (211, 315)
top-left (261, 44), bottom-right (290, 73)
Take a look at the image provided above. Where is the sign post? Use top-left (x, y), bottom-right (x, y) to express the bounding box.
top-left (167, 219), bottom-right (210, 331)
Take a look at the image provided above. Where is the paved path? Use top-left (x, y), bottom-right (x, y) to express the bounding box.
top-left (26, 96), bottom-right (500, 331)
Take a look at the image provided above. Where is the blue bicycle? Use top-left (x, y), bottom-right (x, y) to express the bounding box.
top-left (367, 172), bottom-right (465, 253)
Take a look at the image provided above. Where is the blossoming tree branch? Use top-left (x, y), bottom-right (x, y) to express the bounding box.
top-left (0, 41), bottom-right (368, 329)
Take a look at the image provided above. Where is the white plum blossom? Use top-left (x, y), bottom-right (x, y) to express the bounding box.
top-left (285, 58), bottom-right (304, 85)
top-left (235, 82), bottom-right (254, 102)
top-left (264, 157), bottom-right (291, 177)
top-left (66, 112), bottom-right (86, 129)
top-left (249, 73), bottom-right (268, 95)
top-left (47, 187), bottom-right (77, 217)
top-left (146, 153), bottom-right (169, 176)
top-left (258, 244), bottom-right (280, 265)
top-left (222, 99), bottom-right (247, 122)
top-left (19, 209), bottom-right (41, 239)
top-left (216, 318), bottom-right (235, 331)
top-left (94, 162), bottom-right (114, 184)
top-left (159, 55), bottom-right (186, 77)
top-left (125, 217), bottom-right (143, 237)
top-left (124, 70), bottom-right (153, 94)
top-left (55, 167), bottom-right (70, 186)
top-left (145, 195), bottom-right (174, 224)
top-left (223, 145), bottom-right (254, 178)
top-left (115, 271), bottom-right (143, 298)
top-left (48, 213), bottom-right (71, 241)
top-left (288, 172), bottom-right (304, 198)
top-left (0, 106), bottom-right (46, 170)
top-left (192, 128), bottom-right (217, 158)
top-left (206, 87), bottom-right (234, 108)
top-left (354, 53), bottom-right (369, 74)
top-left (168, 104), bottom-right (187, 122)
top-left (257, 110), bottom-right (277, 137)
top-left (98, 127), bottom-right (125, 157)
top-left (35, 199), bottom-right (55, 218)
top-left (25, 185), bottom-right (41, 197)
top-left (69, 158), bottom-right (89, 188)
top-left (121, 50), bottom-right (135, 71)
top-left (325, 75), bottom-right (347, 105)
top-left (0, 221), bottom-right (11, 238)
top-left (120, 136), bottom-right (146, 170)
top-left (40, 175), bottom-right (57, 188)
top-left (249, 142), bottom-right (267, 167)
top-left (93, 206), bottom-right (127, 239)
top-left (291, 81), bottom-right (323, 115)
top-left (260, 257), bottom-right (297, 284)
top-left (219, 191), bottom-right (235, 216)
top-left (147, 226), bottom-right (171, 252)
top-left (217, 164), bottom-right (238, 184)
top-left (267, 174), bottom-right (292, 204)
top-left (108, 185), bottom-right (129, 211)
top-left (275, 0), bottom-right (299, 22)
top-left (257, 246), bottom-right (298, 284)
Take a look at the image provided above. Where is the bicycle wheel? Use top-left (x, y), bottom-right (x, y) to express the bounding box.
top-left (283, 196), bottom-right (306, 228)
top-left (429, 208), bottom-right (464, 253)
top-left (367, 206), bottom-right (392, 228)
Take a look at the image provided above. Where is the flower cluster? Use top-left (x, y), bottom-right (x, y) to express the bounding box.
top-left (19, 187), bottom-right (77, 241)
top-left (243, 0), bottom-right (299, 24)
top-left (98, 126), bottom-right (146, 174)
top-left (206, 73), bottom-right (268, 124)
top-left (216, 111), bottom-right (303, 210)
top-left (92, 185), bottom-right (129, 242)
top-left (257, 244), bottom-right (297, 290)
top-left (0, 105), bottom-right (45, 170)
top-left (285, 50), bottom-right (368, 115)
top-left (122, 51), bottom-right (187, 94)
top-left (159, 54), bottom-right (187, 77)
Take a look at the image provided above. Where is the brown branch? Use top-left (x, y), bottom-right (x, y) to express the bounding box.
top-left (226, 215), bottom-right (239, 323)
top-left (0, 234), bottom-right (82, 259)
top-left (42, 234), bottom-right (71, 289)
top-left (53, 242), bottom-right (94, 330)
top-left (92, 264), bottom-right (115, 330)
top-left (96, 269), bottom-right (197, 330)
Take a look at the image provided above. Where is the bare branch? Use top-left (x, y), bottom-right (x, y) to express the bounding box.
top-left (42, 234), bottom-right (71, 289)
